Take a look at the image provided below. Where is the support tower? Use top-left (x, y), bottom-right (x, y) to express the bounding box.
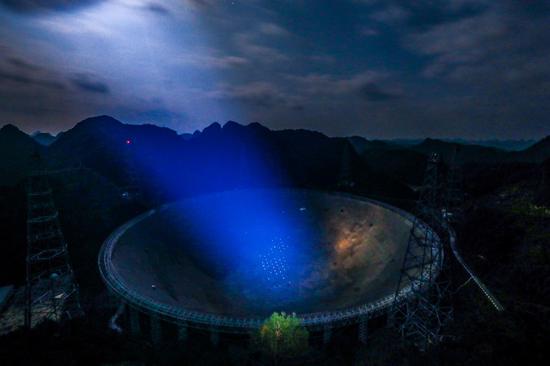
top-left (25, 165), bottom-right (82, 329)
top-left (391, 153), bottom-right (453, 350)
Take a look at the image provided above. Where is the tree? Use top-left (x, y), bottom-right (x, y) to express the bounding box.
top-left (256, 312), bottom-right (309, 362)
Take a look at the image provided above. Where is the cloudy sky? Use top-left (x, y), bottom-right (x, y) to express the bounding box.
top-left (0, 0), bottom-right (549, 139)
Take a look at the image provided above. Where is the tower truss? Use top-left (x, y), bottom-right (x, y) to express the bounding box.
top-left (391, 153), bottom-right (453, 350)
top-left (25, 165), bottom-right (82, 329)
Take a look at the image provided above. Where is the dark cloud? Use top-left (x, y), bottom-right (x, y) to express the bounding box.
top-left (1, 54), bottom-right (65, 90)
top-left (407, 2), bottom-right (550, 92)
top-left (145, 3), bottom-right (170, 16)
top-left (363, 0), bottom-right (489, 29)
top-left (70, 74), bottom-right (109, 94)
top-left (370, 5), bottom-right (409, 24)
top-left (183, 0), bottom-right (218, 11)
top-left (0, 68), bottom-right (64, 90)
top-left (7, 57), bottom-right (40, 71)
top-left (258, 22), bottom-right (290, 37)
top-left (180, 54), bottom-right (250, 69)
top-left (359, 83), bottom-right (401, 101)
top-left (211, 82), bottom-right (291, 109)
top-left (233, 33), bottom-right (289, 63)
top-left (285, 71), bottom-right (394, 99)
top-left (0, 0), bottom-right (103, 13)
top-left (405, 1), bottom-right (487, 30)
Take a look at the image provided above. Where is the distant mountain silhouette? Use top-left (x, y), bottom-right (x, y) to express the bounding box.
top-left (0, 124), bottom-right (42, 186)
top-left (48, 115), bottom-right (183, 187)
top-left (31, 131), bottom-right (57, 146)
top-left (512, 136), bottom-right (550, 163)
top-left (442, 138), bottom-right (536, 151)
top-left (390, 138), bottom-right (535, 151)
top-left (2, 116), bottom-right (549, 207)
top-left (410, 138), bottom-right (507, 164)
top-left (347, 136), bottom-right (392, 155)
top-left (405, 136), bottom-right (550, 165)
top-left (270, 128), bottom-right (409, 197)
top-left (40, 116), bottom-right (414, 201)
top-left (361, 148), bottom-right (428, 187)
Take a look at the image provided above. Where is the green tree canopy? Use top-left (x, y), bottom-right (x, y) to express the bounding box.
top-left (257, 312), bottom-right (309, 359)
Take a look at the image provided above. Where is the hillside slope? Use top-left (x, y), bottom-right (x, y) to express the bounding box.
top-left (0, 124), bottom-right (42, 186)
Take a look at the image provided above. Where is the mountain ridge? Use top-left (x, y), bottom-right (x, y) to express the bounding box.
top-left (0, 123), bottom-right (42, 186)
top-left (1, 117), bottom-right (549, 196)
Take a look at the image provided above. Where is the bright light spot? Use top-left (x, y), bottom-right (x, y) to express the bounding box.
top-left (336, 238), bottom-right (353, 252)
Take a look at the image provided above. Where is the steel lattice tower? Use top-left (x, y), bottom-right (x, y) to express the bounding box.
top-left (25, 161), bottom-right (82, 329)
top-left (391, 153), bottom-right (453, 350)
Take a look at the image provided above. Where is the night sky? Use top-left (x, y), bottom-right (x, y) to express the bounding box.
top-left (0, 0), bottom-right (549, 139)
